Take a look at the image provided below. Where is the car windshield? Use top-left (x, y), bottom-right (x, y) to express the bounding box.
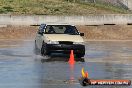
top-left (45, 25), bottom-right (79, 35)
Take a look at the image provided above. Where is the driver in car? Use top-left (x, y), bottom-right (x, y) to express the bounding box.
top-left (48, 26), bottom-right (56, 33)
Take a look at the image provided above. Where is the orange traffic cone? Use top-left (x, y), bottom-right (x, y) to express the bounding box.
top-left (68, 50), bottom-right (75, 64)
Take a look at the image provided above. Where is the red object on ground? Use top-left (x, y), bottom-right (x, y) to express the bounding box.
top-left (68, 50), bottom-right (75, 64)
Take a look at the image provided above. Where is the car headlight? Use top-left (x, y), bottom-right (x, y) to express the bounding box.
top-left (47, 40), bottom-right (59, 44)
top-left (73, 42), bottom-right (84, 45)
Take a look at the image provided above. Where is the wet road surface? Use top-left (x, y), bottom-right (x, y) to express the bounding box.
top-left (0, 40), bottom-right (132, 88)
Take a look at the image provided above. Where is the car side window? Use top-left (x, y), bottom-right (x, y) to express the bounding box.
top-left (48, 26), bottom-right (56, 33)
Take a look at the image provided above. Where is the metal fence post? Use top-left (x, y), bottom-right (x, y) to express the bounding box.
top-left (93, 0), bottom-right (96, 3)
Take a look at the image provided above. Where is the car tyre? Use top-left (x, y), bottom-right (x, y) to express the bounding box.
top-left (76, 48), bottom-right (85, 58)
top-left (76, 53), bottom-right (85, 58)
top-left (41, 43), bottom-right (49, 56)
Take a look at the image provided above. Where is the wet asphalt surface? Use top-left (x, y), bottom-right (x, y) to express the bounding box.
top-left (0, 40), bottom-right (132, 88)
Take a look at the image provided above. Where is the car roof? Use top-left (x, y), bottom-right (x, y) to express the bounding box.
top-left (41, 24), bottom-right (75, 26)
top-left (47, 25), bottom-right (75, 26)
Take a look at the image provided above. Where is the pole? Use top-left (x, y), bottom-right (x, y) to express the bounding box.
top-left (92, 0), bottom-right (96, 3)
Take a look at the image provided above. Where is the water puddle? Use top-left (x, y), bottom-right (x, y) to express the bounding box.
top-left (0, 40), bottom-right (131, 88)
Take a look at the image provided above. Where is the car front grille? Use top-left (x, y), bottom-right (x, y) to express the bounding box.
top-left (59, 41), bottom-right (73, 45)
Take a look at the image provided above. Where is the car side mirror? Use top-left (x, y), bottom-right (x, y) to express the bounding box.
top-left (80, 33), bottom-right (84, 36)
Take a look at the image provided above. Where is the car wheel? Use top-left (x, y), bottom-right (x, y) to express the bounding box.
top-left (76, 53), bottom-right (85, 58)
top-left (41, 43), bottom-right (49, 56)
top-left (76, 48), bottom-right (85, 58)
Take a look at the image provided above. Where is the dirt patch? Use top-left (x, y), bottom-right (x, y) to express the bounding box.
top-left (0, 26), bottom-right (37, 40)
top-left (77, 25), bottom-right (132, 40)
top-left (0, 25), bottom-right (132, 40)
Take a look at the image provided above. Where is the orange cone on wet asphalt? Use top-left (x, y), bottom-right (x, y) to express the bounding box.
top-left (68, 50), bottom-right (75, 64)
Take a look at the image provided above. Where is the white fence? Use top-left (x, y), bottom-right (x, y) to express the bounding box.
top-left (0, 14), bottom-right (132, 26)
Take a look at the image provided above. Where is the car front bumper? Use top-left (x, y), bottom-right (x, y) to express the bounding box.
top-left (46, 44), bottom-right (85, 54)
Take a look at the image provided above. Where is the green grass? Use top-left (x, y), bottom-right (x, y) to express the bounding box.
top-left (0, 0), bottom-right (130, 15)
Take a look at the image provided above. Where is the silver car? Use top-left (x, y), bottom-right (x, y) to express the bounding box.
top-left (35, 24), bottom-right (85, 58)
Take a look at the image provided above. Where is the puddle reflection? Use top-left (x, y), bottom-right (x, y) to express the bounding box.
top-left (40, 54), bottom-right (85, 63)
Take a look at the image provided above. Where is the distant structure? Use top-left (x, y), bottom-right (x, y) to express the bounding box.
top-left (117, 0), bottom-right (132, 10)
top-left (126, 0), bottom-right (132, 10)
top-left (81, 0), bottom-right (132, 10)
